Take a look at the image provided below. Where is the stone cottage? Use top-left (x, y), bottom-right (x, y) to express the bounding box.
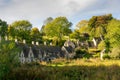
top-left (18, 39), bottom-right (75, 63)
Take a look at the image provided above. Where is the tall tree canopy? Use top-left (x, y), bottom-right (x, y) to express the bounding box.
top-left (41, 17), bottom-right (53, 34)
top-left (76, 20), bottom-right (88, 29)
top-left (88, 14), bottom-right (113, 37)
top-left (76, 20), bottom-right (90, 34)
top-left (10, 20), bottom-right (32, 40)
top-left (0, 19), bottom-right (8, 37)
top-left (43, 17), bottom-right (72, 40)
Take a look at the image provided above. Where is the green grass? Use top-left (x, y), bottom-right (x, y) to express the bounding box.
top-left (3, 59), bottom-right (120, 80)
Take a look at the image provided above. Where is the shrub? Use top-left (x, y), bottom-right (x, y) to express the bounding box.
top-left (103, 54), bottom-right (111, 59)
top-left (92, 53), bottom-right (100, 58)
top-left (88, 48), bottom-right (100, 54)
top-left (74, 48), bottom-right (88, 58)
top-left (83, 53), bottom-right (92, 59)
top-left (110, 47), bottom-right (120, 59)
top-left (0, 40), bottom-right (20, 79)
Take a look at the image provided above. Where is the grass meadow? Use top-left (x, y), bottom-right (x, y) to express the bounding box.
top-left (3, 59), bottom-right (120, 80)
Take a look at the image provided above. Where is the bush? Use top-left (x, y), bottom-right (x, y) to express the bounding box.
top-left (110, 47), bottom-right (120, 59)
top-left (103, 54), bottom-right (111, 59)
top-left (83, 53), bottom-right (92, 59)
top-left (88, 49), bottom-right (100, 54)
top-left (0, 40), bottom-right (20, 79)
top-left (92, 53), bottom-right (100, 58)
top-left (74, 48), bottom-right (88, 59)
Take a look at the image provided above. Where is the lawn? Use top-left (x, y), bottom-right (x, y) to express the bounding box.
top-left (3, 59), bottom-right (120, 80)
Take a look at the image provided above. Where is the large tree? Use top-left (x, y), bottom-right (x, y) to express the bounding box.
top-left (10, 20), bottom-right (32, 41)
top-left (88, 14), bottom-right (113, 37)
top-left (43, 17), bottom-right (72, 40)
top-left (0, 19), bottom-right (8, 37)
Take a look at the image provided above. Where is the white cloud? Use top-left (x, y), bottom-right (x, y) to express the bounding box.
top-left (0, 0), bottom-right (120, 29)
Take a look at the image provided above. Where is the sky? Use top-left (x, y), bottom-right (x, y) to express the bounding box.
top-left (0, 0), bottom-right (120, 30)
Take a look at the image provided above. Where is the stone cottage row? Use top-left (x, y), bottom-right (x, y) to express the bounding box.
top-left (17, 40), bottom-right (75, 63)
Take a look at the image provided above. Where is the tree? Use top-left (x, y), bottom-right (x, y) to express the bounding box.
top-left (41, 17), bottom-right (53, 35)
top-left (106, 19), bottom-right (120, 48)
top-left (0, 41), bottom-right (20, 79)
top-left (88, 14), bottom-right (113, 37)
top-left (8, 25), bottom-right (16, 39)
top-left (43, 17), bottom-right (72, 40)
top-left (30, 27), bottom-right (42, 42)
top-left (76, 20), bottom-right (88, 29)
top-left (43, 17), bottom-right (53, 25)
top-left (70, 30), bottom-right (81, 39)
top-left (0, 19), bottom-right (8, 37)
top-left (10, 20), bottom-right (32, 41)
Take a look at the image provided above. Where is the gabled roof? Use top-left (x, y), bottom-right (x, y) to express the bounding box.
top-left (64, 40), bottom-right (75, 48)
top-left (17, 42), bottom-right (70, 58)
top-left (63, 46), bottom-right (74, 53)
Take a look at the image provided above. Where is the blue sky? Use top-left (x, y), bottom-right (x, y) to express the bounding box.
top-left (0, 0), bottom-right (120, 30)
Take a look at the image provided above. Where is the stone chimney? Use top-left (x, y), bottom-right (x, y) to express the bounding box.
top-left (50, 42), bottom-right (52, 46)
top-left (32, 41), bottom-right (34, 45)
top-left (15, 39), bottom-right (18, 43)
top-left (23, 39), bottom-right (26, 44)
top-left (44, 41), bottom-right (46, 45)
top-left (5, 36), bottom-right (8, 41)
top-left (36, 42), bottom-right (39, 45)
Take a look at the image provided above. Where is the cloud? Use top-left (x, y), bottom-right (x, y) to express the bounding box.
top-left (0, 0), bottom-right (120, 29)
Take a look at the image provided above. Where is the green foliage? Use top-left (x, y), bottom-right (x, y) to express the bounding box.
top-left (11, 20), bottom-right (32, 30)
top-left (43, 17), bottom-right (53, 25)
top-left (30, 27), bottom-right (42, 42)
top-left (10, 20), bottom-right (32, 41)
top-left (98, 40), bottom-right (106, 50)
top-left (74, 48), bottom-right (88, 58)
top-left (76, 20), bottom-right (88, 29)
top-left (104, 39), bottom-right (111, 53)
top-left (43, 17), bottom-right (72, 40)
top-left (103, 53), bottom-right (111, 59)
top-left (93, 53), bottom-right (100, 58)
top-left (70, 30), bottom-right (80, 39)
top-left (110, 47), bottom-right (120, 59)
top-left (106, 19), bottom-right (120, 48)
top-left (88, 14), bottom-right (113, 37)
top-left (0, 19), bottom-right (8, 37)
top-left (98, 39), bottom-right (110, 53)
top-left (0, 41), bottom-right (20, 79)
top-left (3, 61), bottom-right (120, 80)
top-left (70, 30), bottom-right (89, 42)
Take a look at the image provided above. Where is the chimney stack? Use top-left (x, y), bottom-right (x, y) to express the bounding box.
top-left (5, 36), bottom-right (8, 41)
top-left (36, 42), bottom-right (39, 45)
top-left (32, 41), bottom-right (34, 45)
top-left (23, 39), bottom-right (26, 44)
top-left (15, 39), bottom-right (18, 43)
top-left (50, 42), bottom-right (52, 46)
top-left (44, 41), bottom-right (46, 45)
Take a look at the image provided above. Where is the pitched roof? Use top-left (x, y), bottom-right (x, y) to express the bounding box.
top-left (17, 42), bottom-right (69, 58)
top-left (64, 46), bottom-right (74, 53)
